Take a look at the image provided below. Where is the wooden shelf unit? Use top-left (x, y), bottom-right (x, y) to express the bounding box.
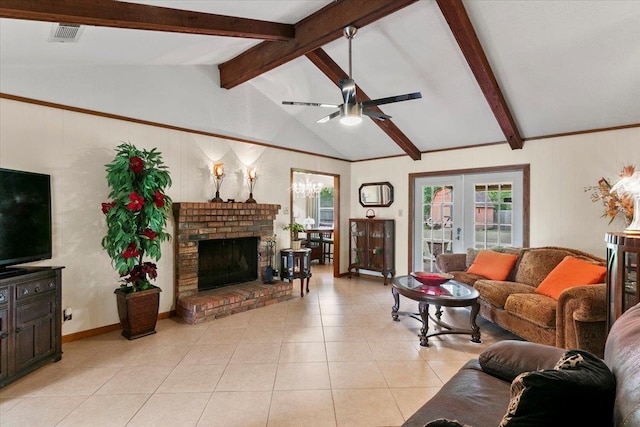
top-left (605, 232), bottom-right (640, 330)
top-left (348, 218), bottom-right (395, 285)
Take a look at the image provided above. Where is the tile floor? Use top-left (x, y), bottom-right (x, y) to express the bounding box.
top-left (0, 265), bottom-right (518, 426)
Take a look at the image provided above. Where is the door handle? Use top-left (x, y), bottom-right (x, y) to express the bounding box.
top-left (0, 332), bottom-right (8, 339)
top-left (15, 327), bottom-right (22, 334)
top-left (456, 228), bottom-right (462, 240)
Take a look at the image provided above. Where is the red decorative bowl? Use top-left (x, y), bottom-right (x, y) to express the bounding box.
top-left (410, 272), bottom-right (453, 286)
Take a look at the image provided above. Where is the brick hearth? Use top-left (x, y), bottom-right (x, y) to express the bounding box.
top-left (173, 202), bottom-right (292, 324)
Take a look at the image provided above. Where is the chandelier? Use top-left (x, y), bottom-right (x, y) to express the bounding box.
top-left (293, 177), bottom-right (323, 198)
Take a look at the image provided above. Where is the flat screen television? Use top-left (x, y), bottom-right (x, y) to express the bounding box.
top-left (0, 168), bottom-right (52, 269)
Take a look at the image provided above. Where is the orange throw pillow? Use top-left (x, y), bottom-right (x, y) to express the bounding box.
top-left (466, 250), bottom-right (519, 281)
top-left (535, 256), bottom-right (606, 300)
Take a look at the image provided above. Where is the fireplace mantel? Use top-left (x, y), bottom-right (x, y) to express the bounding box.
top-left (172, 202), bottom-right (281, 302)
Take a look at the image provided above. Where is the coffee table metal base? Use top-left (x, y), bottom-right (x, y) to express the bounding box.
top-left (391, 287), bottom-right (481, 347)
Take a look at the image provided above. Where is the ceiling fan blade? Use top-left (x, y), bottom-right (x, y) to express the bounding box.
top-left (361, 92), bottom-right (422, 107)
top-left (283, 101), bottom-right (341, 108)
top-left (362, 109), bottom-right (392, 121)
top-left (340, 78), bottom-right (357, 105)
top-left (317, 110), bottom-right (341, 123)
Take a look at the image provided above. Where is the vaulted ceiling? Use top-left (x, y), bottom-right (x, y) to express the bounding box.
top-left (1, 0), bottom-right (639, 161)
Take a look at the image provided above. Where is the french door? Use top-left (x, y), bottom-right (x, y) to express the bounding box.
top-left (413, 170), bottom-right (524, 272)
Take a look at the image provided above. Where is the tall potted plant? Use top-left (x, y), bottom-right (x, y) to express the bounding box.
top-left (101, 143), bottom-right (172, 339)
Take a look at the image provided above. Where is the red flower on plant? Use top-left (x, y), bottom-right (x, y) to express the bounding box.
top-left (141, 229), bottom-right (157, 240)
top-left (122, 243), bottom-right (139, 259)
top-left (101, 201), bottom-right (116, 214)
top-left (154, 190), bottom-right (165, 208)
top-left (126, 192), bottom-right (145, 211)
top-left (129, 156), bottom-right (144, 174)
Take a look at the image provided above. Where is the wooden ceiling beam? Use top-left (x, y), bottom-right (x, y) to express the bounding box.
top-left (306, 49), bottom-right (422, 161)
top-left (0, 0), bottom-right (294, 41)
top-left (219, 0), bottom-right (418, 89)
top-left (436, 0), bottom-right (523, 149)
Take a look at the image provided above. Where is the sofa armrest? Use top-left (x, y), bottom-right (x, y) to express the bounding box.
top-left (479, 340), bottom-right (565, 382)
top-left (556, 283), bottom-right (607, 357)
top-left (435, 253), bottom-right (467, 273)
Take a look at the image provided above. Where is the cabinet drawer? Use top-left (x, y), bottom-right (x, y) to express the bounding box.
top-left (16, 277), bottom-right (56, 300)
top-left (0, 287), bottom-right (8, 305)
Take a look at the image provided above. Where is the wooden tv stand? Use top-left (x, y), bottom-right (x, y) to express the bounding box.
top-left (0, 266), bottom-right (63, 387)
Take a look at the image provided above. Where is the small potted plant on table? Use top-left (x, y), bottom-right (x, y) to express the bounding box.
top-left (284, 222), bottom-right (305, 250)
top-left (101, 142), bottom-right (172, 339)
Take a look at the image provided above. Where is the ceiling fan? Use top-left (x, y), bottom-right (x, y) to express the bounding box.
top-left (283, 25), bottom-right (422, 126)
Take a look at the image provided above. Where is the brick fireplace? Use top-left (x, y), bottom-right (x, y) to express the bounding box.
top-left (172, 202), bottom-right (292, 324)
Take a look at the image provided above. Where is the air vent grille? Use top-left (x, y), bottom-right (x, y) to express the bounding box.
top-left (48, 23), bottom-right (83, 43)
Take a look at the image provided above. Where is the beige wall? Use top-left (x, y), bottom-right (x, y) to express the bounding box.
top-left (351, 127), bottom-right (640, 275)
top-left (0, 98), bottom-right (351, 336)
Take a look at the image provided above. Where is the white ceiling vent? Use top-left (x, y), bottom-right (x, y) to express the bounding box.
top-left (48, 23), bottom-right (84, 43)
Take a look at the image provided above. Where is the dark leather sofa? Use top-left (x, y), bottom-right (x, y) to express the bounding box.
top-left (403, 302), bottom-right (640, 427)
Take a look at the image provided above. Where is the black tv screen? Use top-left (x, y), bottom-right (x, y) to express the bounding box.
top-left (0, 168), bottom-right (52, 268)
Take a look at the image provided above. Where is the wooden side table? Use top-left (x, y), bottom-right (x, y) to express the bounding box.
top-left (280, 248), bottom-right (312, 297)
top-left (606, 232), bottom-right (640, 330)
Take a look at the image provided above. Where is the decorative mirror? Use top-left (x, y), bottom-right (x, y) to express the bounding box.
top-left (359, 182), bottom-right (394, 207)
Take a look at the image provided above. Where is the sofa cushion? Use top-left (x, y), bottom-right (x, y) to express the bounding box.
top-left (467, 250), bottom-right (520, 281)
top-left (450, 271), bottom-right (487, 287)
top-left (535, 256), bottom-right (606, 299)
top-left (479, 340), bottom-right (566, 382)
top-left (499, 350), bottom-right (616, 426)
top-left (475, 280), bottom-right (536, 309)
top-left (504, 293), bottom-right (557, 328)
top-left (514, 248), bottom-right (580, 286)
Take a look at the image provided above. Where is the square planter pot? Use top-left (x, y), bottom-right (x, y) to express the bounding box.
top-left (114, 286), bottom-right (161, 340)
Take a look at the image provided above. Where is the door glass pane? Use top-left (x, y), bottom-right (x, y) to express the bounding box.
top-left (473, 183), bottom-right (513, 249)
top-left (422, 185), bottom-right (454, 272)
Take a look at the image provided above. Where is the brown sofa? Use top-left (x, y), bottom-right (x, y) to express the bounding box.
top-left (435, 246), bottom-right (607, 357)
top-left (403, 302), bottom-right (640, 427)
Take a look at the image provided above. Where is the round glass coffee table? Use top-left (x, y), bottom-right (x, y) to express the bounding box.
top-left (391, 275), bottom-right (481, 346)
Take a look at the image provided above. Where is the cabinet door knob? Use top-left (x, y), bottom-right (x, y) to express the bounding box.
top-left (22, 288), bottom-right (29, 295)
top-left (15, 327), bottom-right (22, 334)
top-left (0, 332), bottom-right (8, 339)
top-left (48, 282), bottom-right (54, 288)
top-left (34, 286), bottom-right (41, 293)
top-left (0, 294), bottom-right (5, 302)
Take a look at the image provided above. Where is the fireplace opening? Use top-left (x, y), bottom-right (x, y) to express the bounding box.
top-left (198, 237), bottom-right (259, 292)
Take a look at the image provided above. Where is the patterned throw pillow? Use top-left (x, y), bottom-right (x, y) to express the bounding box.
top-left (500, 350), bottom-right (615, 426)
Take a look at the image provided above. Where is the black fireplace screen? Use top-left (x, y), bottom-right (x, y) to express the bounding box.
top-left (198, 237), bottom-right (258, 291)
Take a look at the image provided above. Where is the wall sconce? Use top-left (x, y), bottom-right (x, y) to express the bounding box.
top-left (211, 162), bottom-right (224, 203)
top-left (245, 166), bottom-right (257, 203)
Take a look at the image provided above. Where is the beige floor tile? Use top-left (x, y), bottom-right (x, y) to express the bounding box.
top-left (323, 326), bottom-right (367, 342)
top-left (414, 339), bottom-right (480, 361)
top-left (319, 304), bottom-right (353, 315)
top-left (129, 344), bottom-right (191, 366)
top-left (285, 313), bottom-right (323, 326)
top-left (215, 363), bottom-right (277, 391)
top-left (180, 343), bottom-right (237, 365)
top-left (283, 326), bottom-right (325, 342)
top-left (279, 342), bottom-right (327, 363)
top-left (0, 395), bottom-right (87, 427)
top-left (328, 361), bottom-right (387, 389)
top-left (0, 397), bottom-right (22, 414)
top-left (274, 362), bottom-right (330, 390)
top-left (427, 359), bottom-right (469, 384)
top-left (333, 388), bottom-right (404, 427)
top-left (198, 391), bottom-right (271, 427)
top-left (196, 326), bottom-right (247, 345)
top-left (142, 325), bottom-right (207, 346)
top-left (0, 364), bottom-right (64, 398)
top-left (56, 393), bottom-right (149, 426)
top-left (268, 389), bottom-right (336, 427)
top-left (349, 303), bottom-right (388, 315)
top-left (363, 323), bottom-right (419, 342)
top-left (377, 360), bottom-right (443, 388)
top-left (96, 365), bottom-right (173, 394)
top-left (32, 367), bottom-right (119, 396)
top-left (390, 387), bottom-right (441, 421)
top-left (321, 314), bottom-right (360, 327)
top-left (240, 326), bottom-right (284, 343)
top-left (230, 342), bottom-right (282, 363)
top-left (157, 364), bottom-right (225, 393)
top-left (368, 341), bottom-right (423, 361)
top-left (127, 392), bottom-right (211, 427)
top-left (325, 341), bottom-right (374, 361)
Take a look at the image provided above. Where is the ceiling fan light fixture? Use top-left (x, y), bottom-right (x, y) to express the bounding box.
top-left (340, 115), bottom-right (362, 126)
